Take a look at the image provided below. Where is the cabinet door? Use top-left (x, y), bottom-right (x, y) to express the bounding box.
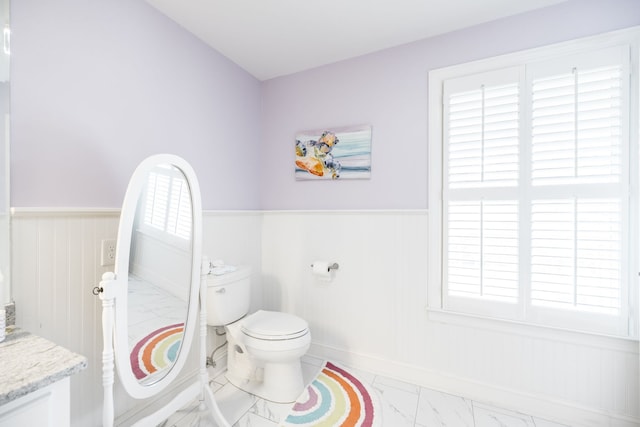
top-left (0, 378), bottom-right (70, 427)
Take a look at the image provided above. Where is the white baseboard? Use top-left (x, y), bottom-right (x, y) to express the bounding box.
top-left (308, 343), bottom-right (640, 427)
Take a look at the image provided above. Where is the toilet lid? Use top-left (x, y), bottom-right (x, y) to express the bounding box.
top-left (241, 310), bottom-right (309, 340)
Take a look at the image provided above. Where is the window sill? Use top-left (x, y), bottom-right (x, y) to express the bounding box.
top-left (427, 308), bottom-right (638, 352)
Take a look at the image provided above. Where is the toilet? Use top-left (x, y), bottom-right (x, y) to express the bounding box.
top-left (206, 265), bottom-right (311, 403)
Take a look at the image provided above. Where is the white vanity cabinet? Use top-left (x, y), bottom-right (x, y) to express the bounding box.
top-left (0, 330), bottom-right (86, 427)
top-left (0, 378), bottom-right (70, 426)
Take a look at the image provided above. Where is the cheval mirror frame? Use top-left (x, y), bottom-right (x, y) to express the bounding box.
top-left (97, 154), bottom-right (230, 427)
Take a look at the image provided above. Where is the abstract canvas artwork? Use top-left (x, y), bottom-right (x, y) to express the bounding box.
top-left (295, 125), bottom-right (372, 180)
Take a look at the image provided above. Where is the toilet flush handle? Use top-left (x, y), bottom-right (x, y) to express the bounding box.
top-left (215, 287), bottom-right (226, 294)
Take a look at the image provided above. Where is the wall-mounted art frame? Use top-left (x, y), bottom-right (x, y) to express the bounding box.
top-left (295, 124), bottom-right (372, 180)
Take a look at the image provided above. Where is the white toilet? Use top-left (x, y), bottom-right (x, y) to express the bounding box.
top-left (206, 266), bottom-right (311, 403)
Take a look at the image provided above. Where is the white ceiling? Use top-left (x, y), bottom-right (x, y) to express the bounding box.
top-left (145, 0), bottom-right (567, 81)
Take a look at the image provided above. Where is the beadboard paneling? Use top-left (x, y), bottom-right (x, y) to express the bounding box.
top-left (9, 209), bottom-right (638, 426)
top-left (12, 211), bottom-right (117, 427)
top-left (261, 210), bottom-right (639, 427)
top-left (11, 210), bottom-right (262, 427)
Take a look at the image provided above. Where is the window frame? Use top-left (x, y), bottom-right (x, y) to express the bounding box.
top-left (428, 27), bottom-right (640, 339)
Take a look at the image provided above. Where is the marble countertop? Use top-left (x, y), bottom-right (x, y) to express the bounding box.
top-left (0, 327), bottom-right (87, 406)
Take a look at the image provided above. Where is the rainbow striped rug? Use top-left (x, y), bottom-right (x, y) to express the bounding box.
top-left (282, 361), bottom-right (381, 427)
top-left (130, 323), bottom-right (184, 380)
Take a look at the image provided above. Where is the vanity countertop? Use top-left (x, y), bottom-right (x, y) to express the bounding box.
top-left (0, 327), bottom-right (87, 406)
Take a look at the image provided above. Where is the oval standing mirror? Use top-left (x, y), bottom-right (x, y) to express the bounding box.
top-left (112, 154), bottom-right (202, 398)
top-left (99, 154), bottom-right (230, 427)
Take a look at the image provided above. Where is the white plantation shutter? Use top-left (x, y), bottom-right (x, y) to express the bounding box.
top-left (446, 68), bottom-right (520, 189)
top-left (143, 166), bottom-right (192, 241)
top-left (531, 198), bottom-right (621, 314)
top-left (447, 200), bottom-right (519, 303)
top-left (144, 171), bottom-right (171, 231)
top-left (531, 63), bottom-right (622, 185)
top-left (443, 68), bottom-right (522, 318)
top-left (528, 46), bottom-right (628, 325)
top-left (166, 177), bottom-right (192, 240)
top-left (440, 45), bottom-right (631, 334)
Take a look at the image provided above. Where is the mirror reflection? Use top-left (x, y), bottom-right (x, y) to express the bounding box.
top-left (126, 164), bottom-right (193, 385)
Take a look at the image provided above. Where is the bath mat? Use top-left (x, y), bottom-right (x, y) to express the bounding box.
top-left (281, 361), bottom-right (381, 427)
top-left (130, 323), bottom-right (184, 380)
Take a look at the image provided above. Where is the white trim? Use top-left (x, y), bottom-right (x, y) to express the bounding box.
top-left (261, 209), bottom-right (428, 215)
top-left (9, 208), bottom-right (428, 216)
top-left (308, 342), bottom-right (640, 427)
top-left (10, 207), bottom-right (120, 216)
top-left (427, 308), bottom-right (638, 348)
top-left (203, 209), bottom-right (263, 216)
top-left (428, 26), bottom-right (640, 338)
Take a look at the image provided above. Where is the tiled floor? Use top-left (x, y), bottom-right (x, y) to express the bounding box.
top-left (162, 355), bottom-right (570, 427)
top-left (128, 276), bottom-right (187, 348)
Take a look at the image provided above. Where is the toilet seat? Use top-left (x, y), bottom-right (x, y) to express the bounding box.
top-left (241, 310), bottom-right (309, 341)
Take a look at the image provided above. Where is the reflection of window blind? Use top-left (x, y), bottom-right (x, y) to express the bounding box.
top-left (143, 167), bottom-right (192, 240)
top-left (440, 45), bottom-right (630, 333)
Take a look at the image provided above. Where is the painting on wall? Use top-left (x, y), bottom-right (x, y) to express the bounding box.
top-left (295, 125), bottom-right (372, 180)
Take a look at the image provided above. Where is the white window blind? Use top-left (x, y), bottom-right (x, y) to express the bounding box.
top-left (447, 200), bottom-right (519, 303)
top-left (530, 198), bottom-right (621, 314)
top-left (446, 69), bottom-right (520, 189)
top-left (143, 166), bottom-right (192, 241)
top-left (439, 45), bottom-right (632, 335)
top-left (531, 64), bottom-right (622, 185)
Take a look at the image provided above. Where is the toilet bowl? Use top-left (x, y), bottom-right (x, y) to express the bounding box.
top-left (225, 310), bottom-right (310, 402)
top-left (206, 266), bottom-right (311, 403)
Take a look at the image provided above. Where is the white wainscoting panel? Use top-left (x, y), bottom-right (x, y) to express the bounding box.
top-left (261, 210), bottom-right (639, 427)
top-left (10, 209), bottom-right (262, 427)
top-left (9, 209), bottom-right (638, 426)
top-left (12, 210), bottom-right (119, 426)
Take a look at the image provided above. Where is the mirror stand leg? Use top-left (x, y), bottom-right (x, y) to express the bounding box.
top-left (199, 287), bottom-right (208, 413)
top-left (99, 273), bottom-right (116, 427)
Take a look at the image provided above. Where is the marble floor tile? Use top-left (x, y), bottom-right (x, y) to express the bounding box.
top-left (215, 382), bottom-right (258, 426)
top-left (372, 375), bottom-right (420, 427)
top-left (165, 361), bottom-right (578, 427)
top-left (374, 375), bottom-right (421, 395)
top-left (415, 387), bottom-right (474, 427)
top-left (300, 354), bottom-right (324, 367)
top-left (160, 400), bottom-right (199, 427)
top-left (248, 397), bottom-right (293, 423)
top-left (473, 402), bottom-right (536, 427)
top-left (532, 417), bottom-right (571, 427)
top-left (233, 411), bottom-right (279, 427)
top-left (300, 361), bottom-right (323, 386)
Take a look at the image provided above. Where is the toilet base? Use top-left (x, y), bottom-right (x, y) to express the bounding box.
top-left (227, 359), bottom-right (305, 403)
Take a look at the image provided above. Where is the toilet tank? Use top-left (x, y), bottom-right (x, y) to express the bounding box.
top-left (206, 265), bottom-right (251, 326)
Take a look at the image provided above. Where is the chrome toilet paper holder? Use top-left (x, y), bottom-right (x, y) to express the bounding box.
top-left (310, 262), bottom-right (339, 271)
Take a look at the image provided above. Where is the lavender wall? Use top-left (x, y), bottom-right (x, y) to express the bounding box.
top-left (11, 0), bottom-right (262, 210)
top-left (10, 0), bottom-right (640, 211)
top-left (260, 0), bottom-right (640, 210)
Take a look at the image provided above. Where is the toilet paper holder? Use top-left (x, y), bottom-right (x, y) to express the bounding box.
top-left (310, 262), bottom-right (339, 271)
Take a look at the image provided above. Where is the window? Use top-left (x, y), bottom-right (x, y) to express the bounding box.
top-left (142, 165), bottom-right (192, 241)
top-left (428, 29), bottom-right (639, 338)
